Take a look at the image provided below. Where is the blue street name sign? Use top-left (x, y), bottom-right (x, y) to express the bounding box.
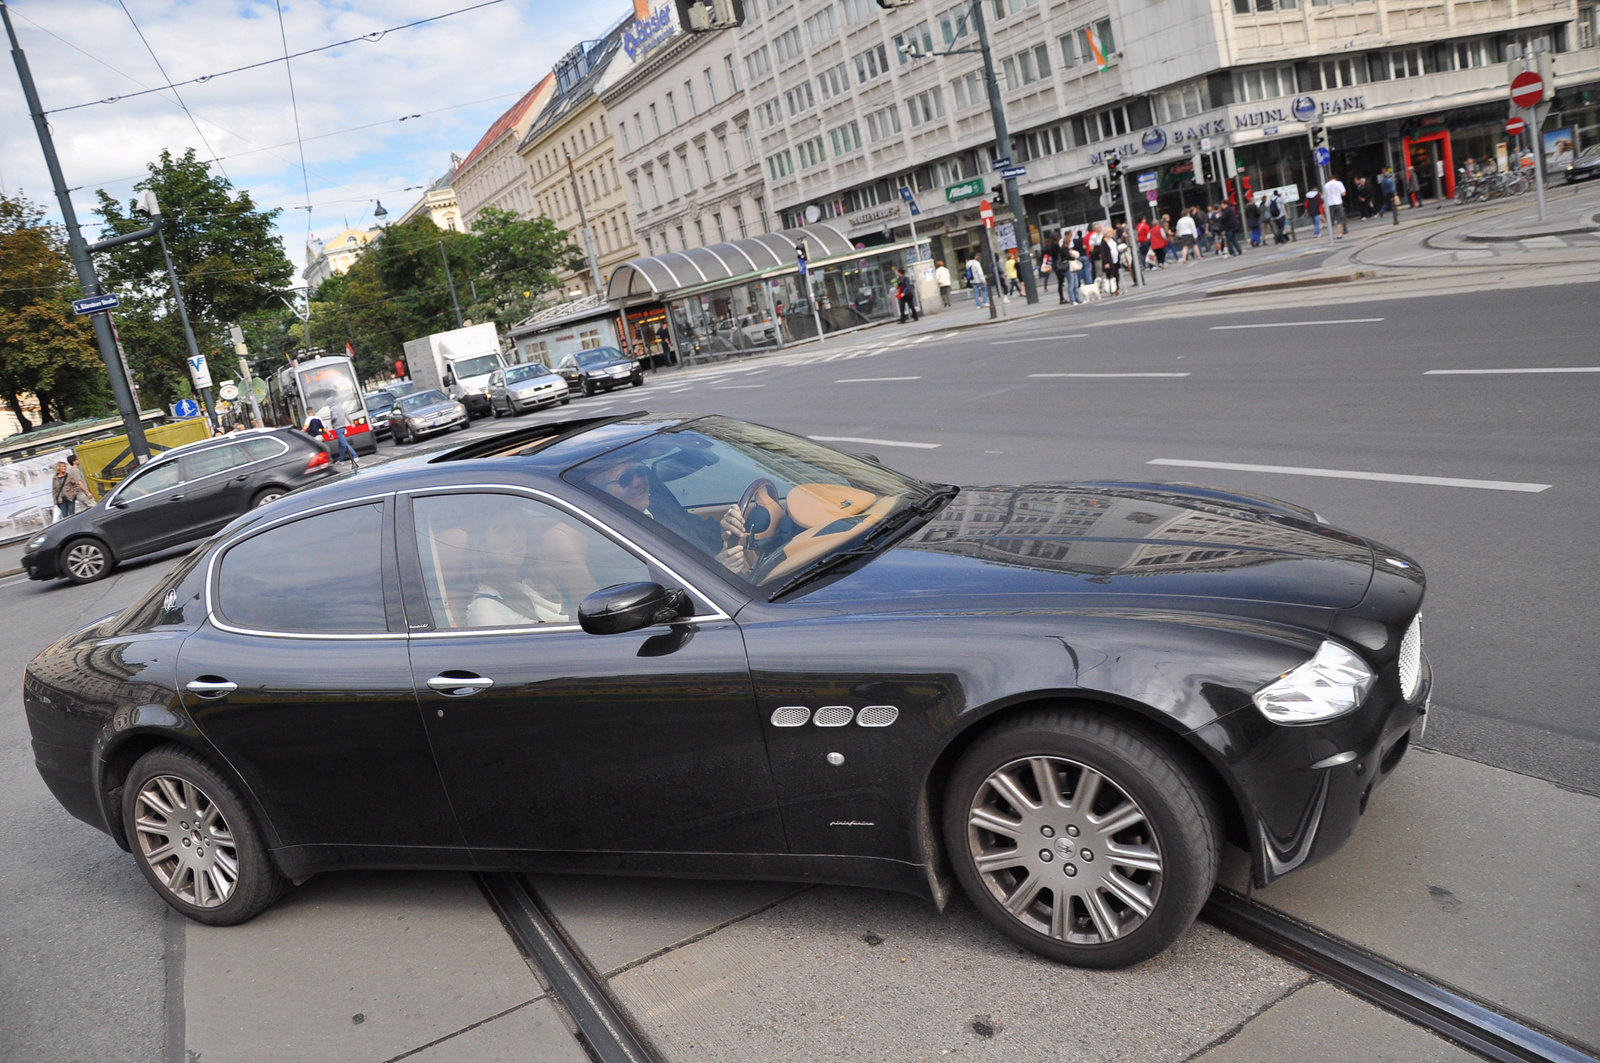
top-left (898, 186), bottom-right (921, 216)
top-left (1136, 171), bottom-right (1159, 193)
top-left (173, 398), bottom-right (200, 418)
top-left (1314, 146), bottom-right (1332, 166)
top-left (72, 293), bottom-right (119, 315)
top-left (1000, 165), bottom-right (1027, 180)
top-left (992, 156), bottom-right (1013, 170)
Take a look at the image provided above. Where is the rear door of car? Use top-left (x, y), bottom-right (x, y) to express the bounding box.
top-left (177, 494), bottom-right (466, 859)
top-left (181, 442), bottom-right (254, 534)
top-left (399, 486), bottom-right (784, 859)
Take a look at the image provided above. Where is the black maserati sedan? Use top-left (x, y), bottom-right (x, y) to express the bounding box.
top-left (23, 413), bottom-right (1428, 968)
top-left (20, 428), bottom-right (337, 584)
top-left (554, 347), bottom-right (644, 396)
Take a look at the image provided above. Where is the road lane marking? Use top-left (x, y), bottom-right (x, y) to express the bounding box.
top-left (1424, 366), bottom-right (1600, 375)
top-left (1030, 372), bottom-right (1191, 378)
top-left (992, 335), bottom-right (1086, 343)
top-left (836, 376), bottom-right (922, 382)
top-left (1147, 458), bottom-right (1550, 493)
top-left (713, 384), bottom-right (765, 389)
top-left (663, 386), bottom-right (694, 393)
top-left (809, 435), bottom-right (940, 450)
top-left (1209, 318), bottom-right (1385, 330)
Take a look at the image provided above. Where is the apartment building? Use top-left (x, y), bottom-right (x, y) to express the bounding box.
top-left (396, 164), bottom-right (463, 232)
top-left (454, 76), bottom-right (557, 231)
top-left (517, 18), bottom-right (638, 299)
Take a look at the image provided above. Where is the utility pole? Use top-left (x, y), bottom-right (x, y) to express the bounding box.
top-left (3, 1), bottom-right (150, 461)
top-left (969, 0), bottom-right (1037, 304)
top-left (438, 240), bottom-right (464, 328)
top-left (230, 326), bottom-right (263, 429)
top-left (565, 148), bottom-right (605, 296)
top-left (151, 215), bottom-right (216, 428)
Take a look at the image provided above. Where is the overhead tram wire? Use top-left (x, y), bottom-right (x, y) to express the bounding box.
top-left (273, 0), bottom-right (314, 299)
top-left (116, 0), bottom-right (229, 182)
top-left (45, 0), bottom-right (509, 115)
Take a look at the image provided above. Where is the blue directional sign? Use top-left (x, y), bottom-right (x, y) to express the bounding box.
top-left (999, 164), bottom-right (1027, 180)
top-left (173, 398), bottom-right (200, 418)
top-left (1313, 146), bottom-right (1332, 167)
top-left (72, 293), bottom-right (119, 315)
top-left (898, 186), bottom-right (921, 216)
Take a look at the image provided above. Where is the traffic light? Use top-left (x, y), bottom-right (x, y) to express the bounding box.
top-left (1106, 154), bottom-right (1121, 180)
top-left (1238, 173), bottom-right (1254, 203)
top-left (991, 184), bottom-right (1006, 208)
top-left (1309, 125), bottom-right (1329, 150)
top-left (676, 0), bottom-right (744, 32)
top-left (1200, 154), bottom-right (1216, 184)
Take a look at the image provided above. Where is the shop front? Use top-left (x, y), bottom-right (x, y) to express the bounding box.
top-left (507, 297), bottom-right (626, 369)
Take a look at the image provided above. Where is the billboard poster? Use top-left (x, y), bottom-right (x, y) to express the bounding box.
top-left (1544, 129), bottom-right (1574, 172)
top-left (0, 449), bottom-right (73, 539)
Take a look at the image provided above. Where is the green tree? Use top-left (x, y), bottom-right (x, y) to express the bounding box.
top-left (0, 192), bottom-right (111, 428)
top-left (467, 207), bottom-right (584, 326)
top-left (93, 148), bottom-right (294, 407)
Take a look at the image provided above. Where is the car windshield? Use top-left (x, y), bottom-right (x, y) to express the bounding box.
top-left (1580, 146), bottom-right (1600, 160)
top-left (567, 416), bottom-right (943, 597)
top-left (453, 355), bottom-right (501, 378)
top-left (400, 390), bottom-right (449, 411)
top-left (505, 364), bottom-right (552, 384)
top-left (573, 348), bottom-right (622, 367)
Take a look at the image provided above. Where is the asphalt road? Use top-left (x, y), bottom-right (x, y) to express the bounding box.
top-left (2, 267), bottom-right (1594, 1061)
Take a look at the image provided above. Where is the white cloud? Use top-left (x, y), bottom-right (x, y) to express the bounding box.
top-left (1, 0), bottom-right (625, 277)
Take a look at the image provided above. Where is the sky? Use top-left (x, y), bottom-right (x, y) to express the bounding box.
top-left (0, 0), bottom-right (625, 285)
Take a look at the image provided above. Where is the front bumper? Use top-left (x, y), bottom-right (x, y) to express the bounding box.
top-left (21, 547), bottom-right (59, 581)
top-left (510, 386), bottom-right (567, 410)
top-left (1193, 651), bottom-right (1432, 888)
top-left (410, 412), bottom-right (468, 439)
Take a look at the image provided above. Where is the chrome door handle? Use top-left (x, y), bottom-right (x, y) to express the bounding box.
top-left (427, 674), bottom-right (494, 697)
top-left (186, 679), bottom-right (237, 698)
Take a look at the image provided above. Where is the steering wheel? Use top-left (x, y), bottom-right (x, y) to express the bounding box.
top-left (731, 478), bottom-right (782, 557)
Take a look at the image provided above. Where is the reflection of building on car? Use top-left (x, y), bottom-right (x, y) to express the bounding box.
top-left (386, 390), bottom-right (469, 445)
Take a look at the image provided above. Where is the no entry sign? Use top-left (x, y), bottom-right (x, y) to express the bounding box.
top-left (1505, 116), bottom-right (1527, 136)
top-left (979, 199), bottom-right (994, 229)
top-left (1510, 71), bottom-right (1544, 109)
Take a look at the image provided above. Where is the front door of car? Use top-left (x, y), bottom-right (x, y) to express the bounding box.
top-left (486, 370), bottom-right (504, 411)
top-left (182, 442), bottom-right (253, 535)
top-left (400, 488), bottom-right (783, 858)
top-left (100, 457), bottom-right (191, 557)
top-left (177, 497), bottom-right (466, 857)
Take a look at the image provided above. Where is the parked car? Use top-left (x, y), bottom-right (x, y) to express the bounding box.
top-left (363, 392), bottom-right (398, 440)
top-left (1563, 144), bottom-right (1600, 183)
top-left (488, 363), bottom-right (570, 417)
top-left (554, 347), bottom-right (644, 396)
top-left (23, 414), bottom-right (1428, 970)
top-left (19, 428), bottom-right (336, 584)
top-left (387, 389), bottom-right (469, 444)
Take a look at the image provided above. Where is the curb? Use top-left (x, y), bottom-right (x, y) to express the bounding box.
top-left (1205, 270), bottom-right (1378, 297)
top-left (1460, 225), bottom-right (1600, 242)
top-left (0, 567), bottom-right (22, 579)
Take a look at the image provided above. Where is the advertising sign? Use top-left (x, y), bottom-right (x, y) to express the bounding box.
top-left (187, 354), bottom-right (212, 389)
top-left (996, 221), bottom-right (1017, 251)
top-left (0, 448), bottom-right (73, 538)
top-left (1544, 129), bottom-right (1574, 172)
top-left (945, 179), bottom-right (984, 203)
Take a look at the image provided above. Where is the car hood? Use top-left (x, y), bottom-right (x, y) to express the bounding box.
top-left (797, 484), bottom-right (1375, 616)
top-left (401, 400), bottom-right (460, 417)
top-left (510, 377), bottom-right (561, 391)
top-left (574, 360), bottom-right (632, 373)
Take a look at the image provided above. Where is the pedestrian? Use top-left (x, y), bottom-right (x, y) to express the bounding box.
top-left (1002, 252), bottom-right (1020, 297)
top-left (1323, 175), bottom-right (1347, 237)
top-left (1268, 192), bottom-right (1288, 243)
top-left (934, 260), bottom-right (952, 308)
top-left (965, 256), bottom-right (987, 307)
top-left (1305, 188), bottom-right (1322, 236)
top-left (51, 461), bottom-right (77, 521)
top-left (1116, 224), bottom-right (1139, 286)
top-left (1098, 230), bottom-right (1120, 294)
top-left (1244, 198), bottom-right (1263, 247)
top-left (1135, 217), bottom-right (1152, 267)
top-left (894, 266), bottom-right (920, 322)
top-left (65, 454), bottom-right (91, 507)
top-left (1175, 210), bottom-right (1198, 263)
top-left (1062, 238), bottom-right (1083, 304)
top-left (326, 401), bottom-right (361, 469)
top-left (1378, 169), bottom-right (1399, 219)
top-left (1405, 166), bottom-right (1420, 208)
top-left (1219, 201), bottom-right (1242, 256)
top-left (1150, 216), bottom-right (1170, 267)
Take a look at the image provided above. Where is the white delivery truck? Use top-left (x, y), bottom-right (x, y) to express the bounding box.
top-left (401, 323), bottom-right (507, 419)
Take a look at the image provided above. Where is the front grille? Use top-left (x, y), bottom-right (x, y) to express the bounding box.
top-left (1398, 613), bottom-right (1423, 702)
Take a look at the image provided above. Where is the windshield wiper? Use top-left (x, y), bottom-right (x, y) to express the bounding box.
top-left (766, 484), bottom-right (958, 601)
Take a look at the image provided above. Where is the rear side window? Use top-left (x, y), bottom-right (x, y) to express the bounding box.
top-left (239, 437), bottom-right (289, 461)
top-left (186, 444), bottom-right (248, 480)
top-left (216, 503), bottom-right (388, 634)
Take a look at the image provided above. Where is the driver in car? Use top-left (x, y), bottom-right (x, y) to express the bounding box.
top-left (590, 458), bottom-right (756, 574)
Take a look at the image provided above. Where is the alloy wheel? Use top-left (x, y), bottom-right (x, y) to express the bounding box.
top-left (64, 541), bottom-right (107, 581)
top-left (133, 774), bottom-right (239, 908)
top-left (966, 755), bottom-right (1164, 946)
top-left (253, 490), bottom-right (284, 508)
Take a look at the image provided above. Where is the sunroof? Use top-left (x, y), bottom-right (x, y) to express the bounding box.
top-left (427, 413), bottom-right (640, 463)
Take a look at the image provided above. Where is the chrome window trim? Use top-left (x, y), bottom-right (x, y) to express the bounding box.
top-left (204, 491), bottom-right (401, 641)
top-left (107, 454), bottom-right (186, 505)
top-left (402, 483), bottom-right (734, 639)
top-left (185, 436), bottom-right (291, 486)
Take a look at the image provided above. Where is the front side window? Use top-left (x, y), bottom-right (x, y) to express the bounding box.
top-left (411, 493), bottom-right (648, 630)
top-left (216, 503), bottom-right (388, 634)
top-left (117, 459), bottom-right (185, 501)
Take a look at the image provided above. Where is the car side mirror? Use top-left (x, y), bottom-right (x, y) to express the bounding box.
top-left (111, 500), bottom-right (128, 509)
top-left (578, 582), bottom-right (687, 635)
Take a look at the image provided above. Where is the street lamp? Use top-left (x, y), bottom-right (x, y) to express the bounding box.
top-left (373, 200), bottom-right (388, 223)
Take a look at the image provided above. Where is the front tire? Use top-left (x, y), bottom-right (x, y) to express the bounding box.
top-left (943, 709), bottom-right (1219, 968)
top-left (123, 744), bottom-right (290, 925)
top-left (61, 537), bottom-right (113, 583)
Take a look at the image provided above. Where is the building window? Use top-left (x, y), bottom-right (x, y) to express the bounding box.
top-left (767, 149), bottom-right (795, 179)
top-left (679, 151), bottom-right (694, 191)
top-left (1002, 44), bottom-right (1051, 90)
top-left (663, 160), bottom-right (677, 199)
top-left (818, 61), bottom-right (850, 101)
top-left (785, 81), bottom-right (816, 116)
top-left (695, 218), bottom-right (706, 246)
top-left (619, 123), bottom-right (631, 154)
top-left (854, 43), bottom-right (891, 83)
top-left (952, 69), bottom-right (987, 108)
top-left (829, 120), bottom-right (864, 156)
top-left (939, 4), bottom-right (972, 44)
top-left (1579, 8), bottom-right (1595, 48)
top-left (1235, 64), bottom-right (1298, 101)
top-left (650, 102), bottom-right (662, 137)
top-left (865, 103), bottom-right (903, 141)
top-left (804, 7), bottom-right (838, 46)
top-left (1062, 20), bottom-right (1116, 69)
top-left (725, 54), bottom-right (740, 92)
top-left (1312, 57), bottom-right (1371, 89)
top-left (675, 224), bottom-right (686, 249)
top-left (745, 45), bottom-right (772, 81)
top-left (740, 124), bottom-right (754, 163)
top-left (906, 86), bottom-right (947, 127)
top-left (719, 133), bottom-right (734, 172)
top-left (666, 91), bottom-right (680, 126)
top-left (643, 233), bottom-right (654, 255)
top-left (756, 97), bottom-right (781, 129)
top-left (634, 113), bottom-right (645, 146)
top-left (647, 167), bottom-right (662, 207)
top-left (796, 135), bottom-right (826, 168)
top-left (1151, 80), bottom-right (1211, 123)
top-left (713, 212), bottom-right (726, 241)
top-left (734, 203), bottom-right (748, 237)
top-left (1080, 105), bottom-right (1129, 144)
top-left (686, 81), bottom-right (699, 117)
top-left (841, 0), bottom-right (873, 24)
top-left (1389, 48), bottom-right (1429, 78)
top-left (699, 142), bottom-right (714, 183)
top-left (893, 22), bottom-right (934, 64)
top-left (773, 28), bottom-right (803, 65)
top-left (704, 67), bottom-right (719, 105)
top-left (755, 196), bottom-right (770, 233)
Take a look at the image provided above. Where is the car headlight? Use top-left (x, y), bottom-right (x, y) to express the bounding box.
top-left (1252, 640), bottom-right (1376, 725)
top-left (25, 534), bottom-right (47, 552)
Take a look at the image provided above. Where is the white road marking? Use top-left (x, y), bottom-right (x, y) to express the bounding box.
top-left (1209, 318), bottom-right (1385, 330)
top-left (663, 386), bottom-right (694, 393)
top-left (809, 435), bottom-right (940, 450)
top-left (1424, 366), bottom-right (1600, 375)
top-left (992, 335), bottom-right (1086, 344)
top-left (1030, 372), bottom-right (1191, 378)
top-left (714, 384), bottom-right (765, 389)
top-left (836, 376), bottom-right (923, 383)
top-left (1147, 458), bottom-right (1550, 493)
top-left (913, 335), bottom-right (934, 343)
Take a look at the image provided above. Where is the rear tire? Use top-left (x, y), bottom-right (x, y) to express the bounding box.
top-left (250, 487), bottom-right (286, 509)
top-left (943, 708), bottom-right (1219, 968)
top-left (123, 744), bottom-right (290, 926)
top-left (61, 537), bottom-right (113, 584)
